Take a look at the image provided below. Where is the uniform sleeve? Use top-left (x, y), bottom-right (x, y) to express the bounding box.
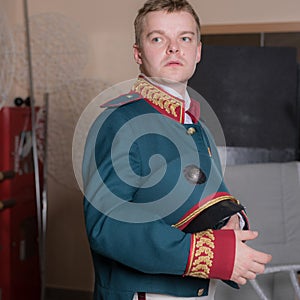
top-left (82, 107), bottom-right (236, 279)
top-left (184, 229), bottom-right (235, 280)
top-left (85, 197), bottom-right (236, 280)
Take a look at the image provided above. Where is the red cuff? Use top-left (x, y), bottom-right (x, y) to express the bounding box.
top-left (184, 229), bottom-right (235, 280)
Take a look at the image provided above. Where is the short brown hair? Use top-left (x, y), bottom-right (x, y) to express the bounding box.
top-left (134, 0), bottom-right (201, 46)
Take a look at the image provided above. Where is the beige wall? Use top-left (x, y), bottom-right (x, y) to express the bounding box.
top-left (192, 0), bottom-right (300, 25)
top-left (1, 0), bottom-right (300, 292)
top-left (9, 0), bottom-right (300, 85)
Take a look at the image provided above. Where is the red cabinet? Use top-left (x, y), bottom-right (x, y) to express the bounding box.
top-left (0, 107), bottom-right (42, 300)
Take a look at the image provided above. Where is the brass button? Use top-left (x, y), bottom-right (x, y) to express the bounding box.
top-left (197, 289), bottom-right (204, 296)
top-left (186, 127), bottom-right (196, 135)
top-left (184, 165), bottom-right (206, 184)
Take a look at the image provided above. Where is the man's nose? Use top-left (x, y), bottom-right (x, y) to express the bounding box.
top-left (167, 41), bottom-right (179, 54)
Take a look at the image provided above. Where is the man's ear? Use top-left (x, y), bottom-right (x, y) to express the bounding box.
top-left (196, 42), bottom-right (202, 63)
top-left (133, 44), bottom-right (142, 65)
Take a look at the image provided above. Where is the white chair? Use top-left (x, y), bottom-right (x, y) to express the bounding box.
top-left (216, 161), bottom-right (300, 300)
top-left (250, 265), bottom-right (300, 300)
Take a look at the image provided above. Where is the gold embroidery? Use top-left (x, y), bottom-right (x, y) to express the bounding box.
top-left (187, 230), bottom-right (215, 278)
top-left (132, 77), bottom-right (184, 121)
top-left (173, 195), bottom-right (239, 229)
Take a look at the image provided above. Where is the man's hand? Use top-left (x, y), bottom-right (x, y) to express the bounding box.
top-left (231, 230), bottom-right (272, 285)
top-left (221, 214), bottom-right (240, 230)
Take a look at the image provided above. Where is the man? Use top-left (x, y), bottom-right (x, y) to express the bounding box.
top-left (82, 0), bottom-right (272, 299)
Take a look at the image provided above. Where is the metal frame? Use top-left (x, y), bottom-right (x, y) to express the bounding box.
top-left (250, 265), bottom-right (300, 300)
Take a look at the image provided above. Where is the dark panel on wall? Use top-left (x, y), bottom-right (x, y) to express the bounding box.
top-left (202, 33), bottom-right (261, 47)
top-left (189, 45), bottom-right (298, 152)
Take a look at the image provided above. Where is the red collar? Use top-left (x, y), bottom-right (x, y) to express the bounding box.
top-left (102, 76), bottom-right (200, 124)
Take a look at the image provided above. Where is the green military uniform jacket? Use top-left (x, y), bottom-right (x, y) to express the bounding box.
top-left (83, 76), bottom-right (247, 300)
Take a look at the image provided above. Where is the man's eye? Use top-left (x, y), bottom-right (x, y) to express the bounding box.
top-left (182, 36), bottom-right (191, 42)
top-left (152, 37), bottom-right (162, 43)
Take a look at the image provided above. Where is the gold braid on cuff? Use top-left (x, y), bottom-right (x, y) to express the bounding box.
top-left (186, 229), bottom-right (215, 279)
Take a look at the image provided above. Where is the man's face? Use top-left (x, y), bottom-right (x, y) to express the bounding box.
top-left (133, 10), bottom-right (201, 86)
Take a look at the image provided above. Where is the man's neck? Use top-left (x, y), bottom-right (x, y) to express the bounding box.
top-left (163, 81), bottom-right (187, 98)
top-left (142, 75), bottom-right (187, 99)
top-left (141, 74), bottom-right (191, 113)
top-left (142, 74), bottom-right (186, 100)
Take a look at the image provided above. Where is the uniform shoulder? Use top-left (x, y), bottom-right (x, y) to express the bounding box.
top-left (101, 92), bottom-right (143, 108)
